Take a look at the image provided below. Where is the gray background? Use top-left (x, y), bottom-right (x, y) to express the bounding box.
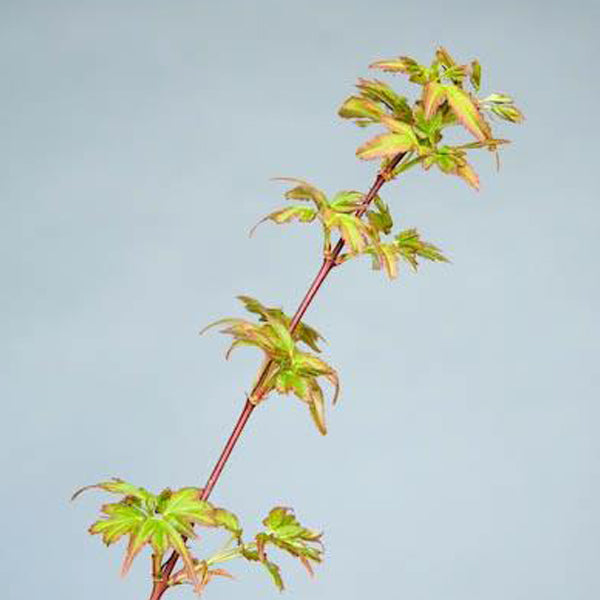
top-left (2, 1), bottom-right (599, 599)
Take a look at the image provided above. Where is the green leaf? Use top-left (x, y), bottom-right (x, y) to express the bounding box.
top-left (480, 92), bottom-right (525, 124)
top-left (162, 519), bottom-right (201, 592)
top-left (294, 353), bottom-right (340, 404)
top-left (294, 322), bottom-right (325, 353)
top-left (121, 517), bottom-right (170, 576)
top-left (421, 146), bottom-right (482, 190)
top-left (356, 131), bottom-right (416, 161)
top-left (250, 205), bottom-right (317, 236)
top-left (367, 243), bottom-right (401, 280)
top-left (470, 59), bottom-right (482, 91)
top-left (366, 196), bottom-right (393, 235)
top-left (72, 478), bottom-right (155, 506)
top-left (200, 309), bottom-right (296, 364)
top-left (203, 504), bottom-right (322, 593)
top-left (275, 370), bottom-right (309, 398)
top-left (435, 46), bottom-right (457, 68)
top-left (444, 85), bottom-right (492, 141)
top-left (490, 103), bottom-right (525, 123)
top-left (260, 507), bottom-right (323, 565)
top-left (240, 539), bottom-right (286, 591)
top-left (263, 559), bottom-right (285, 591)
top-left (212, 508), bottom-right (242, 539)
top-left (264, 507), bottom-right (304, 537)
top-left (322, 210), bottom-right (372, 254)
top-left (236, 295), bottom-right (325, 353)
top-left (364, 227), bottom-right (449, 280)
top-left (329, 190), bottom-right (364, 213)
top-left (271, 349), bottom-right (339, 435)
top-left (89, 502), bottom-right (147, 546)
top-left (160, 487), bottom-right (216, 531)
top-left (272, 177), bottom-right (328, 211)
top-left (482, 92), bottom-right (514, 104)
top-left (264, 313), bottom-right (295, 356)
top-left (394, 228), bottom-right (449, 271)
top-left (236, 295), bottom-right (271, 319)
top-left (442, 65), bottom-right (469, 85)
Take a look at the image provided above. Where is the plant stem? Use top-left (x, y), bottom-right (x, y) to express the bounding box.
top-left (147, 151), bottom-right (407, 600)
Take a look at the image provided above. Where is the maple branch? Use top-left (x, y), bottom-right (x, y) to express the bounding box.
top-left (147, 151), bottom-right (407, 600)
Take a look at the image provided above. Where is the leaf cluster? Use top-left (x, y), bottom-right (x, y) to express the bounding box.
top-left (239, 507), bottom-right (323, 591)
top-left (338, 46), bottom-right (524, 190)
top-left (72, 480), bottom-right (240, 593)
top-left (251, 177), bottom-right (380, 257)
top-left (73, 480), bottom-right (322, 595)
top-left (254, 179), bottom-right (448, 280)
top-left (200, 296), bottom-right (338, 434)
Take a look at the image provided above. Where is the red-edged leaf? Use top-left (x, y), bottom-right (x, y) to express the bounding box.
top-left (369, 56), bottom-right (415, 73)
top-left (338, 95), bottom-right (384, 121)
top-left (457, 162), bottom-right (480, 191)
top-left (422, 82), bottom-right (446, 119)
top-left (271, 177), bottom-right (328, 210)
top-left (470, 60), bottom-right (482, 91)
top-left (435, 46), bottom-right (457, 68)
top-left (445, 85), bottom-right (492, 141)
top-left (356, 132), bottom-right (416, 161)
top-left (249, 205), bottom-right (316, 236)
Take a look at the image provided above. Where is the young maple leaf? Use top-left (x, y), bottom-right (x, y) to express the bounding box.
top-left (72, 480), bottom-right (240, 594)
top-left (201, 297), bottom-right (340, 434)
top-left (338, 46), bottom-right (524, 189)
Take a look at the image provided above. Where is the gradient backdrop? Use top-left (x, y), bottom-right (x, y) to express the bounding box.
top-left (3, 2), bottom-right (599, 599)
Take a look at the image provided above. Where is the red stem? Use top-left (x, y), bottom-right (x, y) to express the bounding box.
top-left (148, 153), bottom-right (406, 600)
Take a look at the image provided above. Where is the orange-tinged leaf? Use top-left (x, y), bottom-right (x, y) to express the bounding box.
top-left (422, 82), bottom-right (446, 119)
top-left (470, 59), bottom-right (482, 91)
top-left (356, 132), bottom-right (416, 161)
top-left (325, 370), bottom-right (340, 405)
top-left (369, 57), bottom-right (414, 73)
top-left (308, 383), bottom-right (327, 435)
top-left (379, 115), bottom-right (418, 140)
top-left (337, 95), bottom-right (383, 121)
top-left (372, 243), bottom-right (400, 280)
top-left (355, 78), bottom-right (412, 120)
top-left (457, 162), bottom-right (480, 191)
top-left (445, 85), bottom-right (492, 141)
top-left (435, 46), bottom-right (457, 68)
top-left (164, 521), bottom-right (202, 592)
top-left (191, 567), bottom-right (234, 594)
top-left (271, 177), bottom-right (328, 210)
top-left (120, 518), bottom-right (161, 576)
